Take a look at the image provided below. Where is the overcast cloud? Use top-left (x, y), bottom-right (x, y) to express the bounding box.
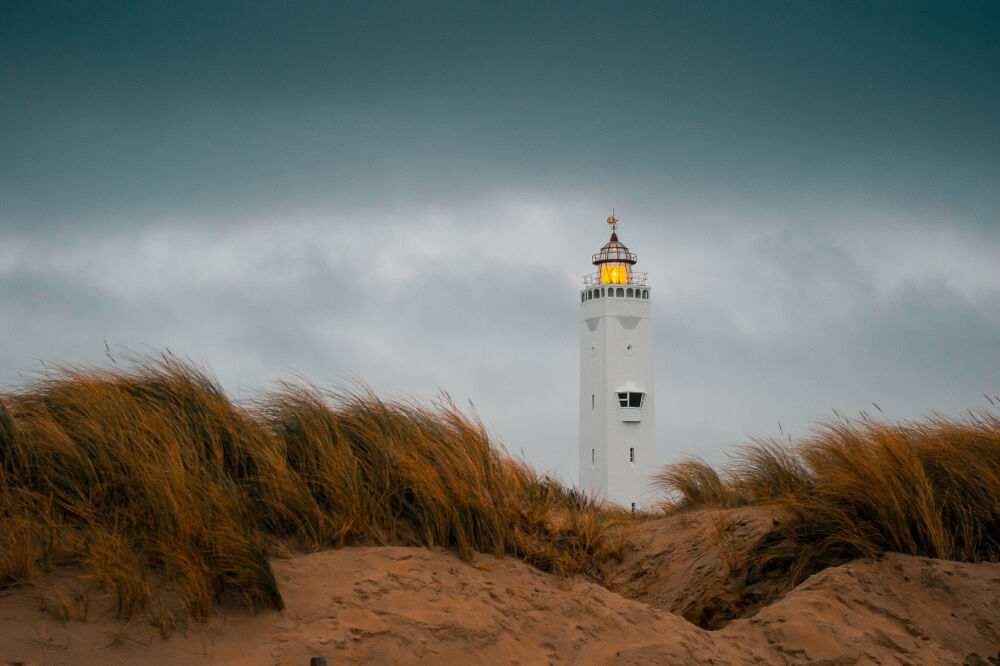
top-left (2, 1), bottom-right (998, 484)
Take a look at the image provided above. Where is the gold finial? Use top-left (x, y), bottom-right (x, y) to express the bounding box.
top-left (606, 209), bottom-right (617, 232)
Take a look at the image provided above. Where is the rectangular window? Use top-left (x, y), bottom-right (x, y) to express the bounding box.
top-left (618, 392), bottom-right (645, 408)
top-left (631, 502), bottom-right (636, 513)
top-left (629, 447), bottom-right (635, 463)
top-left (591, 394), bottom-right (595, 410)
top-left (591, 448), bottom-right (595, 466)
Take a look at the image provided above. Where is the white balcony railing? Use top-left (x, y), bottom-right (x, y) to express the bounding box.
top-left (582, 272), bottom-right (648, 288)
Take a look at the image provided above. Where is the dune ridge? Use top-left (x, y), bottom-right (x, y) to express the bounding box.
top-left (2, 354), bottom-right (1000, 663)
top-left (2, 541), bottom-right (999, 664)
top-left (0, 354), bottom-right (628, 630)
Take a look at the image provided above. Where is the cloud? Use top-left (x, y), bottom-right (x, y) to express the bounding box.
top-left (2, 2), bottom-right (999, 494)
top-left (3, 190), bottom-right (998, 485)
top-left (0, 193), bottom-right (594, 477)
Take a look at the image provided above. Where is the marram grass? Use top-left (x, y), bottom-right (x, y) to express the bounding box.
top-left (0, 355), bottom-right (629, 632)
top-left (655, 409), bottom-right (1000, 626)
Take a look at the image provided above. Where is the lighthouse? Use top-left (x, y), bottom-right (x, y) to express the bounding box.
top-left (579, 215), bottom-right (657, 510)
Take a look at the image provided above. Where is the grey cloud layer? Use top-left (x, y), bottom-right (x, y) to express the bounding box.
top-left (1, 2), bottom-right (998, 482)
top-left (3, 196), bottom-right (997, 481)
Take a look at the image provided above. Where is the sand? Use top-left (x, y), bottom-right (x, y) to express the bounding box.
top-left (605, 505), bottom-right (785, 624)
top-left (3, 511), bottom-right (1000, 664)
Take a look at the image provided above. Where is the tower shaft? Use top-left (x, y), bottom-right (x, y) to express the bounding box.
top-left (579, 284), bottom-right (656, 509)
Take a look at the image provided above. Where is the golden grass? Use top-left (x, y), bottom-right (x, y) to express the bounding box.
top-left (655, 410), bottom-right (1000, 625)
top-left (0, 354), bottom-right (630, 630)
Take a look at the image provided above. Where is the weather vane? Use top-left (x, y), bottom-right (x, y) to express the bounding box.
top-left (606, 208), bottom-right (617, 232)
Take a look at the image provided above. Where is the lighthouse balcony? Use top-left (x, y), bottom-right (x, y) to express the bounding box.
top-left (583, 271), bottom-right (647, 288)
top-left (580, 282), bottom-right (651, 303)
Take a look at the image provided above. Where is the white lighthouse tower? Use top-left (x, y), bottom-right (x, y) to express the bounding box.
top-left (579, 215), bottom-right (657, 510)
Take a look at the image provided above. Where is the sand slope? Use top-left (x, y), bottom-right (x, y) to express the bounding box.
top-left (0, 547), bottom-right (706, 665)
top-left (2, 526), bottom-right (1000, 664)
top-left (605, 506), bottom-right (782, 625)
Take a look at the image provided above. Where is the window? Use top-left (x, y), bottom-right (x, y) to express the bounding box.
top-left (617, 392), bottom-right (645, 408)
top-left (626, 288), bottom-right (634, 297)
top-left (591, 394), bottom-right (595, 410)
top-left (629, 447), bottom-right (635, 463)
top-left (616, 288), bottom-right (624, 297)
top-left (642, 290), bottom-right (648, 299)
top-left (600, 287), bottom-right (605, 297)
top-left (631, 502), bottom-right (636, 513)
top-left (591, 448), bottom-right (595, 465)
top-left (581, 293), bottom-right (585, 303)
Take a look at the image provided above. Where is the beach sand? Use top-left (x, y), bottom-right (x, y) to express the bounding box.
top-left (2, 511), bottom-right (999, 664)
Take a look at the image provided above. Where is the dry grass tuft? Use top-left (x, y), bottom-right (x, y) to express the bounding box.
top-left (655, 458), bottom-right (735, 509)
top-left (655, 411), bottom-right (1000, 627)
top-left (0, 354), bottom-right (630, 630)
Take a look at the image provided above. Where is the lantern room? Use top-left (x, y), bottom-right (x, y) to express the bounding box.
top-left (591, 216), bottom-right (638, 285)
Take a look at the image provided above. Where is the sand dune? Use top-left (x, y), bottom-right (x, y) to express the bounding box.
top-left (3, 511), bottom-right (1000, 665)
top-left (605, 506), bottom-right (783, 625)
top-left (4, 360), bottom-right (998, 663)
top-left (1, 546), bottom-right (698, 665)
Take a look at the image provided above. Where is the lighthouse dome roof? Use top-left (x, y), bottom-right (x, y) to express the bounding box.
top-left (592, 232), bottom-right (637, 265)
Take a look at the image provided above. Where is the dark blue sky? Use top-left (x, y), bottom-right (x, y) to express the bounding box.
top-left (5, 1), bottom-right (998, 225)
top-left (2, 2), bottom-right (999, 482)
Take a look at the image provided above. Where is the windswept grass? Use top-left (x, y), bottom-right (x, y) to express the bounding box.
top-left (655, 411), bottom-right (1000, 626)
top-left (655, 459), bottom-right (734, 508)
top-left (0, 355), bottom-right (629, 630)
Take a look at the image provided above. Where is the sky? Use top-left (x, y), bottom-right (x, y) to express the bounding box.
top-left (2, 1), bottom-right (999, 487)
